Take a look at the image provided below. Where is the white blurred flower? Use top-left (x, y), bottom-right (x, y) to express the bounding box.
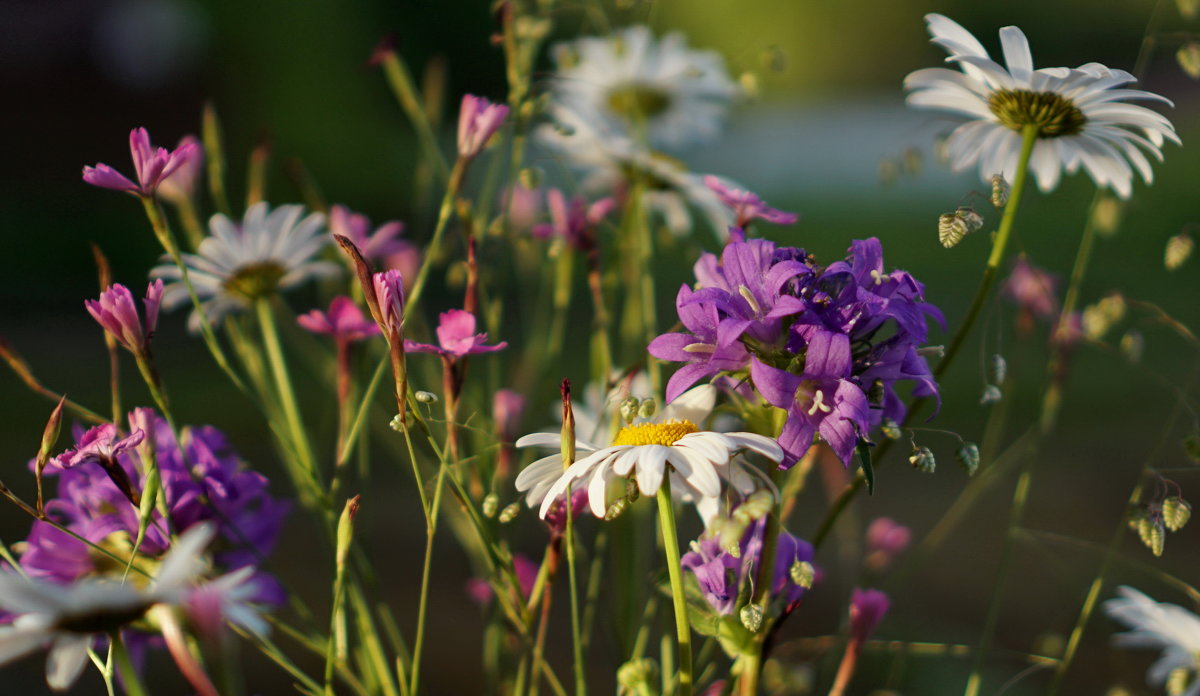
top-left (548, 25), bottom-right (739, 152)
top-left (153, 202), bottom-right (339, 330)
top-left (905, 14), bottom-right (1179, 199)
top-left (1105, 586), bottom-right (1200, 695)
top-left (0, 524), bottom-right (214, 691)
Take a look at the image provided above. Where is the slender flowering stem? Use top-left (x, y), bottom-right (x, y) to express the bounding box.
top-left (565, 489), bottom-right (586, 696)
top-left (378, 49), bottom-right (451, 184)
top-left (408, 438), bottom-right (451, 696)
top-left (112, 633), bottom-right (150, 696)
top-left (657, 479), bottom-right (692, 696)
top-left (406, 161), bottom-right (464, 314)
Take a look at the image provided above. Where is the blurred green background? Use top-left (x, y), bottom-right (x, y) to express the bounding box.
top-left (1, 0), bottom-right (1197, 693)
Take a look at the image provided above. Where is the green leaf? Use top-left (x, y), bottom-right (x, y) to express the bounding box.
top-left (857, 441), bottom-right (875, 494)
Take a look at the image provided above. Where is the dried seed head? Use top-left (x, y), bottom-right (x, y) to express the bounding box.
top-left (956, 442), bottom-right (980, 476)
top-left (498, 502), bottom-right (521, 524)
top-left (991, 174), bottom-right (1011, 207)
top-left (938, 213), bottom-right (968, 249)
top-left (909, 447), bottom-right (936, 473)
top-left (1165, 233), bottom-right (1194, 271)
top-left (740, 603), bottom-right (764, 632)
top-left (1163, 497), bottom-right (1191, 532)
top-left (482, 493), bottom-right (499, 518)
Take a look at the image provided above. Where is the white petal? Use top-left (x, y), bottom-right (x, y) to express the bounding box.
top-left (661, 385), bottom-right (715, 425)
top-left (46, 634), bottom-right (91, 691)
top-left (998, 26), bottom-right (1034, 83)
top-left (634, 446), bottom-right (669, 496)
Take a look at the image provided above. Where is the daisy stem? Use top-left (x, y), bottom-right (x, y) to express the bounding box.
top-left (656, 480), bottom-right (692, 696)
top-left (140, 197), bottom-right (248, 396)
top-left (937, 124), bottom-right (1038, 381)
top-left (565, 480), bottom-right (587, 696)
top-left (112, 632), bottom-right (150, 696)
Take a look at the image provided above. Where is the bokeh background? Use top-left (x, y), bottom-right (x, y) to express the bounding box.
top-left (1, 0), bottom-right (1198, 693)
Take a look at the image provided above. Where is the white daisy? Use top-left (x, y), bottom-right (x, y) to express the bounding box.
top-left (536, 103), bottom-right (733, 236)
top-left (514, 385), bottom-right (782, 522)
top-left (0, 524), bottom-right (213, 691)
top-left (153, 202), bottom-right (339, 329)
top-left (1105, 586), bottom-right (1200, 696)
top-left (548, 25), bottom-right (739, 152)
top-left (904, 14), bottom-right (1179, 199)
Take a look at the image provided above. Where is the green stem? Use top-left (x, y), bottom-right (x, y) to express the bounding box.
top-left (379, 52), bottom-right (451, 185)
top-left (408, 448), bottom-right (450, 696)
top-left (657, 480), bottom-right (692, 696)
top-left (406, 162), bottom-right (464, 314)
top-left (255, 299), bottom-right (323, 493)
top-left (112, 633), bottom-right (150, 696)
top-left (565, 480), bottom-right (587, 696)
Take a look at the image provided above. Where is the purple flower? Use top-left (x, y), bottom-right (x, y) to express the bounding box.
top-left (865, 518), bottom-right (910, 571)
top-left (493, 389), bottom-right (526, 442)
top-left (405, 310), bottom-right (507, 358)
top-left (532, 189), bottom-right (615, 250)
top-left (372, 270), bottom-right (405, 336)
top-left (157, 135), bottom-right (204, 203)
top-left (543, 488), bottom-right (588, 537)
top-left (849, 588), bottom-right (890, 643)
top-left (458, 95), bottom-right (509, 159)
top-left (54, 424), bottom-right (144, 470)
top-left (750, 330), bottom-right (872, 467)
top-left (329, 205), bottom-right (418, 273)
top-left (681, 517), bottom-right (814, 615)
top-left (85, 281), bottom-right (164, 357)
top-left (703, 176), bottom-right (798, 228)
top-left (297, 296), bottom-right (380, 343)
top-left (82, 128), bottom-right (201, 197)
top-left (501, 182), bottom-right (543, 231)
top-left (466, 553), bottom-right (539, 605)
top-left (1003, 257), bottom-right (1059, 323)
top-left (648, 284), bottom-right (751, 403)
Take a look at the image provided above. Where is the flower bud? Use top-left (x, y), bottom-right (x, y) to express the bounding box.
top-left (498, 502), bottom-right (521, 524)
top-left (415, 390), bottom-right (438, 404)
top-left (637, 398), bottom-right (657, 420)
top-left (336, 495), bottom-right (361, 570)
top-left (619, 396), bottom-right (640, 424)
top-left (482, 493), bottom-right (499, 518)
top-left (909, 447), bottom-right (935, 473)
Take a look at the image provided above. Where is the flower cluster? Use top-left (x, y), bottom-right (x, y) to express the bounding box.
top-left (651, 232), bottom-right (943, 466)
top-left (20, 410), bottom-right (288, 602)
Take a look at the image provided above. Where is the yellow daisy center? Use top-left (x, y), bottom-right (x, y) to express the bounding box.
top-left (222, 261), bottom-right (287, 301)
top-left (607, 83), bottom-right (673, 120)
top-left (987, 89), bottom-right (1086, 138)
top-left (612, 419), bottom-right (699, 447)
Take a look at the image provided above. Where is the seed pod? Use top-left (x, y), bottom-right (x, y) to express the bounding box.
top-left (617, 658), bottom-right (659, 693)
top-left (867, 378), bottom-right (885, 406)
top-left (991, 354), bottom-right (1007, 384)
top-left (498, 502), bottom-right (521, 524)
top-left (482, 493), bottom-right (499, 518)
top-left (956, 442), bottom-right (980, 476)
top-left (991, 174), bottom-right (1010, 207)
top-left (909, 447), bottom-right (936, 473)
top-left (1183, 433), bottom-right (1200, 464)
top-left (637, 398), bottom-right (657, 420)
top-left (1120, 330), bottom-right (1144, 363)
top-left (740, 603), bottom-right (764, 632)
top-left (955, 206), bottom-right (984, 233)
top-left (625, 476), bottom-right (640, 503)
top-left (619, 396), bottom-right (640, 424)
top-left (1165, 233), bottom-right (1194, 271)
top-left (1137, 516), bottom-right (1165, 557)
top-left (881, 419), bottom-right (902, 440)
top-left (735, 490), bottom-right (775, 523)
top-left (415, 390), bottom-right (438, 404)
top-left (938, 213), bottom-right (969, 249)
top-left (1163, 497), bottom-right (1191, 532)
top-left (790, 561), bottom-right (815, 589)
top-left (604, 497), bottom-right (630, 521)
top-left (981, 385), bottom-right (1002, 406)
top-left (1092, 196), bottom-right (1121, 237)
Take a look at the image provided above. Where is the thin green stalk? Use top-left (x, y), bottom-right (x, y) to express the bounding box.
top-left (339, 355), bottom-right (389, 465)
top-left (408, 451), bottom-right (451, 696)
top-left (565, 480), bottom-right (587, 696)
top-left (379, 51), bottom-right (451, 184)
top-left (255, 299), bottom-right (322, 490)
top-left (112, 633), bottom-right (150, 696)
top-left (406, 162), bottom-right (464, 314)
top-left (657, 480), bottom-right (692, 696)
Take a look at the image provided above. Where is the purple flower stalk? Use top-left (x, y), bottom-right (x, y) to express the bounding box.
top-left (297, 296), bottom-right (380, 343)
top-left (750, 330), bottom-right (872, 467)
top-left (458, 95), bottom-right (510, 160)
top-left (703, 176), bottom-right (798, 228)
top-left (405, 310), bottom-right (507, 358)
top-left (532, 189), bottom-right (615, 250)
top-left (82, 128), bottom-right (201, 197)
top-left (85, 281), bottom-right (164, 357)
top-left (681, 517), bottom-right (814, 615)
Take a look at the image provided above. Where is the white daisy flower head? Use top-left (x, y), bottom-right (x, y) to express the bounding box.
top-left (514, 385), bottom-right (782, 522)
top-left (153, 202), bottom-right (340, 330)
top-left (549, 25), bottom-right (740, 152)
top-left (536, 103), bottom-right (733, 237)
top-left (904, 14), bottom-right (1179, 199)
top-left (0, 523), bottom-right (215, 691)
top-left (1105, 586), bottom-right (1200, 695)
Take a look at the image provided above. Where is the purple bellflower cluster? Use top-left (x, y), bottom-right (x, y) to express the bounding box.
top-left (651, 231), bottom-right (943, 466)
top-left (19, 409), bottom-right (288, 606)
top-left (681, 517), bottom-right (814, 616)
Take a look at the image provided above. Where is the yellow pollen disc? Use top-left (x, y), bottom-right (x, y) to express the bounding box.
top-left (612, 419), bottom-right (699, 447)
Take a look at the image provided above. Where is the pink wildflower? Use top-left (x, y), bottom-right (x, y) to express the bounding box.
top-left (85, 281), bottom-right (163, 357)
top-left (297, 296), bottom-right (380, 343)
top-left (457, 95), bottom-right (509, 159)
top-left (405, 310), bottom-right (507, 357)
top-left (703, 175), bottom-right (798, 228)
top-left (82, 128), bottom-right (201, 197)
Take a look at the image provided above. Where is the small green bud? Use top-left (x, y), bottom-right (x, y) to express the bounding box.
top-left (482, 493), bottom-right (499, 518)
top-left (956, 442), bottom-right (980, 476)
top-left (740, 603), bottom-right (764, 632)
top-left (1164, 497), bottom-right (1192, 532)
top-left (604, 497), bottom-right (630, 521)
top-left (909, 447), bottom-right (936, 473)
top-left (1120, 330), bottom-right (1144, 363)
top-left (617, 658), bottom-right (659, 693)
top-left (1178, 43), bottom-right (1200, 80)
top-left (991, 354), bottom-right (1007, 384)
top-left (1166, 232), bottom-right (1195, 271)
top-left (498, 502), bottom-right (521, 524)
top-left (619, 396), bottom-right (640, 424)
top-left (137, 467), bottom-right (161, 531)
top-left (336, 495), bottom-right (361, 569)
top-left (980, 384), bottom-right (1003, 406)
top-left (991, 174), bottom-right (1010, 208)
top-left (790, 561), bottom-right (815, 589)
top-left (415, 390), bottom-right (438, 404)
top-left (625, 476), bottom-right (640, 503)
top-left (1137, 516), bottom-right (1165, 557)
top-left (880, 419), bottom-right (902, 440)
top-left (637, 398), bottom-right (657, 420)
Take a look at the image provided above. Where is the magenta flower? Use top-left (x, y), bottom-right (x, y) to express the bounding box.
top-left (372, 270), bottom-right (406, 337)
top-left (329, 205), bottom-right (417, 272)
top-left (54, 424), bottom-right (144, 470)
top-left (297, 296), bottom-right (380, 343)
top-left (82, 128), bottom-right (201, 197)
top-left (849, 588), bottom-right (890, 643)
top-left (157, 135), bottom-right (204, 203)
top-left (1003, 257), bottom-right (1059, 322)
top-left (405, 310), bottom-right (507, 357)
top-left (703, 176), bottom-right (798, 228)
top-left (532, 189), bottom-right (615, 250)
top-left (493, 389), bottom-right (527, 442)
top-left (501, 182), bottom-right (543, 231)
top-left (466, 553), bottom-right (539, 605)
top-left (457, 95), bottom-right (510, 159)
top-left (85, 281), bottom-right (163, 357)
top-left (865, 517), bottom-right (911, 571)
